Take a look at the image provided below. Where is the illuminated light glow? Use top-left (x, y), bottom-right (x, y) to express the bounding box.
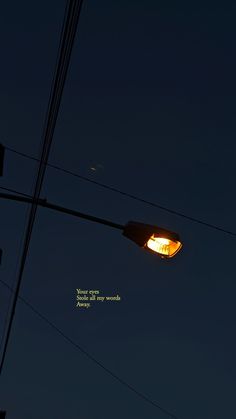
top-left (146, 235), bottom-right (182, 257)
top-left (122, 221), bottom-right (183, 259)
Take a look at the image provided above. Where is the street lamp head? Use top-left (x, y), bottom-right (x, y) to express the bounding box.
top-left (123, 221), bottom-right (182, 258)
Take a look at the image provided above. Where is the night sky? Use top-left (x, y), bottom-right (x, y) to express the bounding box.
top-left (1, 1), bottom-right (236, 418)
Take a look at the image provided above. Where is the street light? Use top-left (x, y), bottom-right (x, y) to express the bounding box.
top-left (0, 192), bottom-right (183, 259)
top-left (123, 221), bottom-right (182, 258)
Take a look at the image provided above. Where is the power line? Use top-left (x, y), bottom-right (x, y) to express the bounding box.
top-left (0, 185), bottom-right (34, 198)
top-left (8, 145), bottom-right (236, 235)
top-left (0, 277), bottom-right (182, 419)
top-left (0, 189), bottom-right (38, 367)
top-left (4, 145), bottom-right (236, 238)
top-left (0, 0), bottom-right (84, 376)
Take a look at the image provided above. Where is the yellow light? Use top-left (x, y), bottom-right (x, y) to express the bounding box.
top-left (146, 235), bottom-right (182, 258)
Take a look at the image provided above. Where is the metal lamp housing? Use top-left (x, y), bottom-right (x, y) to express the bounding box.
top-left (123, 221), bottom-right (182, 258)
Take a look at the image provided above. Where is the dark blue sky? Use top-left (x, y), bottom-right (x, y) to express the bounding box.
top-left (0, 1), bottom-right (236, 418)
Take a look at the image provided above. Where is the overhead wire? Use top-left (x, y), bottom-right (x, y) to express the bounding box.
top-left (4, 145), bottom-right (236, 238)
top-left (0, 185), bottom-right (33, 198)
top-left (0, 179), bottom-right (43, 367)
top-left (0, 0), bottom-right (84, 376)
top-left (0, 277), bottom-right (182, 419)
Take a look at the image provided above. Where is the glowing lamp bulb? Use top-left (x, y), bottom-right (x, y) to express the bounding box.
top-left (146, 235), bottom-right (182, 258)
top-left (122, 221), bottom-right (183, 259)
